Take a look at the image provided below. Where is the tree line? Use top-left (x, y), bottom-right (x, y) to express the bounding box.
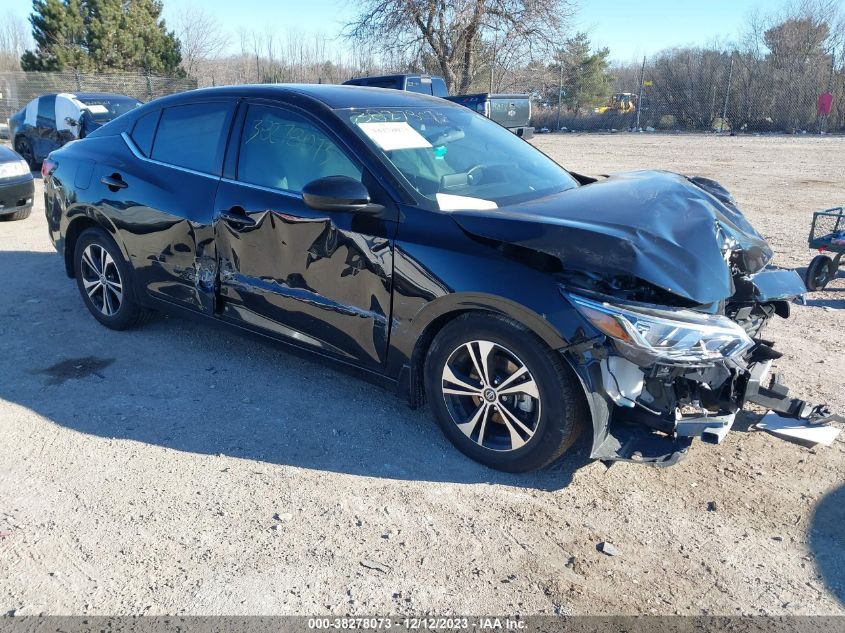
top-left (606, 1), bottom-right (845, 132)
top-left (1, 0), bottom-right (843, 132)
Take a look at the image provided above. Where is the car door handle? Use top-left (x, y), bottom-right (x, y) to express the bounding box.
top-left (218, 207), bottom-right (256, 227)
top-left (100, 175), bottom-right (127, 190)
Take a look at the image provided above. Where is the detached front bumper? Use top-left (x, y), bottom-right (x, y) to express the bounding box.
top-left (563, 268), bottom-right (825, 466)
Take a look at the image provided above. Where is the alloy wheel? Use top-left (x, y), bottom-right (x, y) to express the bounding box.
top-left (80, 243), bottom-right (123, 317)
top-left (441, 340), bottom-right (541, 452)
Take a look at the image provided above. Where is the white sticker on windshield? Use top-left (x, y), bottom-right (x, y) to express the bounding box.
top-left (436, 193), bottom-right (498, 212)
top-left (359, 122), bottom-right (432, 151)
top-left (83, 104), bottom-right (109, 114)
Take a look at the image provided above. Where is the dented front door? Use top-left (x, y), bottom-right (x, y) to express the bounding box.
top-left (212, 103), bottom-right (394, 370)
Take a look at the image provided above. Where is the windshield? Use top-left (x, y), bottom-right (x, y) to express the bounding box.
top-left (341, 106), bottom-right (578, 210)
top-left (79, 97), bottom-right (141, 123)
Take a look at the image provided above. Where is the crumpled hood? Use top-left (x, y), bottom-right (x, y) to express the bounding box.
top-left (451, 170), bottom-right (773, 305)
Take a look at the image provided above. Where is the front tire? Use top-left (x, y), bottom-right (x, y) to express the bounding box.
top-left (424, 313), bottom-right (584, 472)
top-left (0, 207), bottom-right (32, 221)
top-left (74, 228), bottom-right (150, 330)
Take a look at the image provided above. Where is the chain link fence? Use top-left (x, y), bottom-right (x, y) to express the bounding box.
top-left (2, 61), bottom-right (842, 136)
top-left (530, 52), bottom-right (844, 134)
top-left (0, 70), bottom-right (197, 123)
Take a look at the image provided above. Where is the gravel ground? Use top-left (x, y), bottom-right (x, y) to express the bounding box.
top-left (0, 134), bottom-right (843, 617)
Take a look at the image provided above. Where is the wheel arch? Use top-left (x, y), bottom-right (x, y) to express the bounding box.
top-left (397, 293), bottom-right (580, 409)
top-left (12, 133), bottom-right (31, 159)
top-left (63, 212), bottom-right (126, 278)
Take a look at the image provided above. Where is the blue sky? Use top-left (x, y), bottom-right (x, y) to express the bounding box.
top-left (3, 0), bottom-right (788, 62)
top-left (577, 0), bottom-right (776, 62)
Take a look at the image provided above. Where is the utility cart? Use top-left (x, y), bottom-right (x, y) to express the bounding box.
top-left (805, 206), bottom-right (845, 291)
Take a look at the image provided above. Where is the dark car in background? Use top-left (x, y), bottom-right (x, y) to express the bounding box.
top-left (0, 145), bottom-right (34, 221)
top-left (42, 85), bottom-right (822, 472)
top-left (343, 74), bottom-right (449, 98)
top-left (445, 93), bottom-right (534, 138)
top-left (344, 75), bottom-right (533, 138)
top-left (10, 92), bottom-right (141, 169)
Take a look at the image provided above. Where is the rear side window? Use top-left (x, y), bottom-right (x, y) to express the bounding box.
top-left (366, 78), bottom-right (401, 89)
top-left (130, 110), bottom-right (160, 157)
top-left (37, 95), bottom-right (56, 126)
top-left (151, 102), bottom-right (231, 174)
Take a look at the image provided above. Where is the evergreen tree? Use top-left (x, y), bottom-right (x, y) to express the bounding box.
top-left (21, 0), bottom-right (182, 74)
top-left (127, 0), bottom-right (182, 74)
top-left (21, 0), bottom-right (89, 70)
top-left (548, 33), bottom-right (612, 115)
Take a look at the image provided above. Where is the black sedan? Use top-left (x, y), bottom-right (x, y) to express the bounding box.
top-left (0, 145), bottom-right (34, 221)
top-left (43, 85), bottom-right (821, 472)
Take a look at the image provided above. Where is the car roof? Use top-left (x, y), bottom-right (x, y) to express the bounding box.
top-left (73, 92), bottom-right (140, 101)
top-left (346, 74), bottom-right (430, 81)
top-left (448, 93), bottom-right (529, 99)
top-left (145, 84), bottom-right (455, 110)
top-left (40, 92), bottom-right (138, 101)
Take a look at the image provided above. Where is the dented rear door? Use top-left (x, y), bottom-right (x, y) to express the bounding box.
top-left (105, 99), bottom-right (236, 314)
top-left (213, 103), bottom-right (395, 370)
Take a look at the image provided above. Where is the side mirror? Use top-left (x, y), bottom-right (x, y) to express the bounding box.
top-left (302, 176), bottom-right (371, 212)
top-left (64, 117), bottom-right (78, 127)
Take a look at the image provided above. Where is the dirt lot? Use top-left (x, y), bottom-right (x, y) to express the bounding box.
top-left (1, 134), bottom-right (843, 617)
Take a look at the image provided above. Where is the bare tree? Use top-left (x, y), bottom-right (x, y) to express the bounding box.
top-left (174, 4), bottom-right (230, 79)
top-left (344, 0), bottom-right (575, 93)
top-left (0, 11), bottom-right (32, 72)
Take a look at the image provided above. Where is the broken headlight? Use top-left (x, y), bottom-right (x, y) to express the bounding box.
top-left (567, 293), bottom-right (754, 365)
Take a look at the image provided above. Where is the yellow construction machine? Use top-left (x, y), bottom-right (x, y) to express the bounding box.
top-left (595, 93), bottom-right (638, 115)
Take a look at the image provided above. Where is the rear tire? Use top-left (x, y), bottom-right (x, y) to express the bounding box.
top-left (74, 228), bottom-right (151, 330)
top-left (805, 254), bottom-right (834, 291)
top-left (424, 313), bottom-right (584, 472)
top-left (13, 136), bottom-right (38, 171)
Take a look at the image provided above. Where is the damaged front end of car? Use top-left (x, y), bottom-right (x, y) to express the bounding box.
top-left (454, 170), bottom-right (832, 466)
top-left (556, 176), bottom-right (826, 465)
top-left (560, 268), bottom-right (816, 466)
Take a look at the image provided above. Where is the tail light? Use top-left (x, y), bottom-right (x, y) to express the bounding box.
top-left (41, 158), bottom-right (57, 180)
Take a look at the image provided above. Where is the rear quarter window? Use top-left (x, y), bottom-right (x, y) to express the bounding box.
top-left (130, 110), bottom-right (161, 157)
top-left (150, 102), bottom-right (232, 174)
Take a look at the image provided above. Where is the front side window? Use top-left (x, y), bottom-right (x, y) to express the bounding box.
top-left (151, 103), bottom-right (231, 174)
top-left (341, 106), bottom-right (578, 210)
top-left (237, 105), bottom-right (361, 193)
